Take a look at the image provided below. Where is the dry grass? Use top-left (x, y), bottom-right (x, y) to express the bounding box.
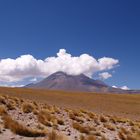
top-left (127, 131), bottom-right (140, 140)
top-left (6, 100), bottom-right (16, 110)
top-left (0, 87), bottom-right (139, 120)
top-left (0, 88), bottom-right (139, 139)
top-left (48, 130), bottom-right (69, 140)
top-left (2, 114), bottom-right (47, 137)
top-left (100, 115), bottom-right (108, 123)
top-left (104, 123), bottom-right (115, 131)
top-left (37, 109), bottom-right (58, 127)
top-left (72, 122), bottom-right (95, 134)
top-left (22, 102), bottom-right (35, 113)
top-left (80, 135), bottom-right (96, 140)
top-left (57, 118), bottom-right (64, 125)
top-left (0, 96), bottom-right (6, 105)
top-left (73, 122), bottom-right (90, 134)
top-left (0, 105), bottom-right (7, 115)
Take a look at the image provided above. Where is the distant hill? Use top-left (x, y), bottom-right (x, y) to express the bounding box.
top-left (25, 71), bottom-right (140, 93)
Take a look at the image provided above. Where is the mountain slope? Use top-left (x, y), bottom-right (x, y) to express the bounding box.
top-left (25, 71), bottom-right (140, 93)
top-left (25, 71), bottom-right (119, 92)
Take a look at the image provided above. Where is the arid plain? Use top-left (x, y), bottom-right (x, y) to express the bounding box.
top-left (0, 87), bottom-right (140, 139)
top-left (0, 87), bottom-right (140, 121)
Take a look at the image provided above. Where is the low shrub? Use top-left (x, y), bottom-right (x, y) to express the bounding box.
top-left (3, 114), bottom-right (47, 137)
top-left (22, 103), bottom-right (35, 113)
top-left (0, 105), bottom-right (7, 116)
top-left (48, 130), bottom-right (68, 140)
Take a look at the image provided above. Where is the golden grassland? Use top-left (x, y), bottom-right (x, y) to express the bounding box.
top-left (0, 92), bottom-right (140, 140)
top-left (0, 87), bottom-right (139, 120)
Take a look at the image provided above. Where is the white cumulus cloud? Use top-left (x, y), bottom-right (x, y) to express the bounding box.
top-left (121, 86), bottom-right (130, 90)
top-left (99, 72), bottom-right (112, 80)
top-left (0, 49), bottom-right (119, 83)
top-left (112, 85), bottom-right (130, 90)
top-left (30, 78), bottom-right (37, 82)
top-left (112, 85), bottom-right (118, 88)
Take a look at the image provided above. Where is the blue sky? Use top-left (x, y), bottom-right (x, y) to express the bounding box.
top-left (0, 0), bottom-right (140, 89)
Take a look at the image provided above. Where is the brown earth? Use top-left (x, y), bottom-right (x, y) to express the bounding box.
top-left (0, 87), bottom-right (139, 121)
top-left (0, 92), bottom-right (140, 140)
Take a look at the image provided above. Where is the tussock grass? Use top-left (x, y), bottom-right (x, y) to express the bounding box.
top-left (22, 102), bottom-right (35, 113)
top-left (6, 100), bottom-right (16, 110)
top-left (80, 135), bottom-right (96, 140)
top-left (104, 123), bottom-right (115, 131)
top-left (0, 105), bottom-right (7, 115)
top-left (48, 130), bottom-right (68, 140)
top-left (73, 122), bottom-right (89, 134)
top-left (0, 88), bottom-right (140, 140)
top-left (38, 114), bottom-right (53, 127)
top-left (127, 131), bottom-right (140, 140)
top-left (69, 113), bottom-right (84, 123)
top-left (73, 122), bottom-right (95, 134)
top-left (3, 114), bottom-right (47, 137)
top-left (57, 118), bottom-right (64, 125)
top-left (100, 115), bottom-right (108, 123)
top-left (0, 96), bottom-right (6, 105)
top-left (37, 109), bottom-right (58, 127)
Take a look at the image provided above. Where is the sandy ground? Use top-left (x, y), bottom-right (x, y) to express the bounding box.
top-left (0, 87), bottom-right (139, 120)
top-left (0, 94), bottom-right (139, 140)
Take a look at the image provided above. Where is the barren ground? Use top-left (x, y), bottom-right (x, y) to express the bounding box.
top-left (0, 87), bottom-right (139, 120)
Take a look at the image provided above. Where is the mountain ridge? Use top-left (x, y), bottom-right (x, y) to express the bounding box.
top-left (25, 71), bottom-right (140, 93)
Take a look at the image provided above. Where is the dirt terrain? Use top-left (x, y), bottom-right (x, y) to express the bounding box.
top-left (0, 93), bottom-right (140, 140)
top-left (0, 87), bottom-right (140, 121)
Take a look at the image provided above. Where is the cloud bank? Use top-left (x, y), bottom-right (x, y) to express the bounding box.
top-left (99, 72), bottom-right (112, 80)
top-left (121, 86), bottom-right (129, 90)
top-left (112, 85), bottom-right (130, 90)
top-left (0, 49), bottom-right (119, 83)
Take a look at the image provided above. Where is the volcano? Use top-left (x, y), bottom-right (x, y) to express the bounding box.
top-left (25, 71), bottom-right (139, 93)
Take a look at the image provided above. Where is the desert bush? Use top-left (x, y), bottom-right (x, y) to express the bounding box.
top-left (48, 130), bottom-right (69, 140)
top-left (131, 126), bottom-right (139, 132)
top-left (86, 112), bottom-right (96, 119)
top-left (116, 117), bottom-right (130, 123)
top-left (109, 116), bottom-right (116, 124)
top-left (80, 109), bottom-right (88, 114)
top-left (100, 115), bottom-right (108, 123)
top-left (3, 114), bottom-right (47, 137)
top-left (94, 117), bottom-right (100, 125)
top-left (104, 123), bottom-right (115, 131)
top-left (75, 116), bottom-right (85, 123)
top-left (129, 121), bottom-right (135, 126)
top-left (0, 96), bottom-right (6, 105)
top-left (118, 131), bottom-right (127, 140)
top-left (22, 102), bottom-right (35, 113)
top-left (90, 131), bottom-right (101, 137)
top-left (72, 122), bottom-right (93, 134)
top-left (53, 106), bottom-right (61, 114)
top-left (69, 113), bottom-right (76, 120)
top-left (120, 127), bottom-right (129, 135)
top-left (33, 101), bottom-right (38, 107)
top-left (86, 135), bottom-right (96, 140)
top-left (57, 118), bottom-right (64, 125)
top-left (73, 122), bottom-right (89, 134)
top-left (11, 97), bottom-right (20, 104)
top-left (6, 100), bottom-right (16, 110)
top-left (80, 135), bottom-right (96, 140)
top-left (100, 135), bottom-right (108, 140)
top-left (0, 105), bottom-right (7, 115)
top-left (37, 110), bottom-right (58, 127)
top-left (39, 109), bottom-right (56, 121)
top-left (126, 131), bottom-right (140, 140)
top-left (69, 113), bottom-right (84, 123)
top-left (45, 105), bottom-right (55, 114)
top-left (38, 113), bottom-right (53, 127)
